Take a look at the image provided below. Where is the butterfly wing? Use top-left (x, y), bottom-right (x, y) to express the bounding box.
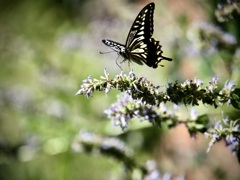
top-left (125, 3), bottom-right (154, 48)
top-left (145, 38), bottom-right (172, 68)
top-left (125, 2), bottom-right (172, 68)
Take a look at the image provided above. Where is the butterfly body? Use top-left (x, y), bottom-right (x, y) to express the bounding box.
top-left (102, 2), bottom-right (172, 68)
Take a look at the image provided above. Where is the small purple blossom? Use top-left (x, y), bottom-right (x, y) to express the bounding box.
top-left (212, 77), bottom-right (219, 84)
top-left (212, 134), bottom-right (220, 141)
top-left (205, 115), bottom-right (240, 154)
top-left (190, 109), bottom-right (198, 120)
top-left (208, 84), bottom-right (214, 92)
top-left (224, 81), bottom-right (235, 91)
top-left (119, 71), bottom-right (124, 76)
top-left (227, 99), bottom-right (231, 106)
top-left (104, 68), bottom-right (109, 77)
top-left (194, 78), bottom-right (203, 87)
top-left (86, 88), bottom-right (93, 98)
top-left (214, 119), bottom-right (222, 129)
top-left (173, 104), bottom-right (179, 110)
top-left (207, 77), bottom-right (218, 93)
top-left (105, 87), bottom-right (110, 94)
top-left (232, 124), bottom-right (239, 131)
top-left (218, 80), bottom-right (236, 105)
top-left (104, 92), bottom-right (175, 130)
top-left (223, 33), bottom-right (237, 44)
top-left (84, 75), bottom-right (92, 83)
top-left (128, 69), bottom-right (135, 78)
top-left (222, 113), bottom-right (229, 124)
top-left (217, 3), bottom-right (223, 9)
top-left (226, 134), bottom-right (237, 144)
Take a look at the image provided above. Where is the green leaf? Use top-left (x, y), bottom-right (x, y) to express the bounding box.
top-left (237, 147), bottom-right (240, 164)
top-left (231, 88), bottom-right (240, 110)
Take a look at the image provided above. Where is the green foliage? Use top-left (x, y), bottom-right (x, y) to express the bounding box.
top-left (231, 88), bottom-right (240, 110)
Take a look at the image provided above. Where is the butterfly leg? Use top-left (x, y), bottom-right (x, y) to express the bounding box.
top-left (128, 60), bottom-right (131, 71)
top-left (115, 55), bottom-right (123, 71)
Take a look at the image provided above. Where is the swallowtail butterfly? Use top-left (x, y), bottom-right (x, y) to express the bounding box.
top-left (102, 2), bottom-right (172, 68)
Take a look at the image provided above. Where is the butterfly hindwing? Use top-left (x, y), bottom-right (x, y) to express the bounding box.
top-left (145, 38), bottom-right (172, 68)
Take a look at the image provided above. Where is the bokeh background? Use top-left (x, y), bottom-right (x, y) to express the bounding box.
top-left (0, 0), bottom-right (240, 179)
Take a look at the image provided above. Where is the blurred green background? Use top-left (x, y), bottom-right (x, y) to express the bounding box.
top-left (0, 0), bottom-right (240, 179)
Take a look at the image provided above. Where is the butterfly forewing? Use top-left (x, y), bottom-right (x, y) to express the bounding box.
top-left (126, 3), bottom-right (154, 47)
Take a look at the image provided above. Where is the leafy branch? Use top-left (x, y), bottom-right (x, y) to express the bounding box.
top-left (75, 69), bottom-right (240, 162)
top-left (76, 69), bottom-right (238, 108)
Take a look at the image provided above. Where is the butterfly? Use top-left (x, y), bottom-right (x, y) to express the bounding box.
top-left (102, 2), bottom-right (172, 69)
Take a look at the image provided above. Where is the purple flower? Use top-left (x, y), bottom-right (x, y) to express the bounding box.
top-left (222, 114), bottom-right (229, 124)
top-left (212, 134), bottom-right (220, 141)
top-left (224, 81), bottom-right (235, 91)
top-left (212, 77), bottom-right (219, 84)
top-left (227, 99), bottom-right (231, 106)
top-left (104, 68), bottom-right (108, 77)
top-left (173, 104), bottom-right (179, 110)
top-left (86, 88), bottom-right (93, 98)
top-left (128, 69), bottom-right (135, 78)
top-left (214, 120), bottom-right (221, 128)
top-left (120, 117), bottom-right (127, 129)
top-left (208, 84), bottom-right (214, 92)
top-left (190, 109), bottom-right (198, 120)
top-left (194, 78), bottom-right (203, 87)
top-left (105, 87), bottom-right (110, 94)
top-left (205, 115), bottom-right (240, 154)
top-left (226, 134), bottom-right (237, 144)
